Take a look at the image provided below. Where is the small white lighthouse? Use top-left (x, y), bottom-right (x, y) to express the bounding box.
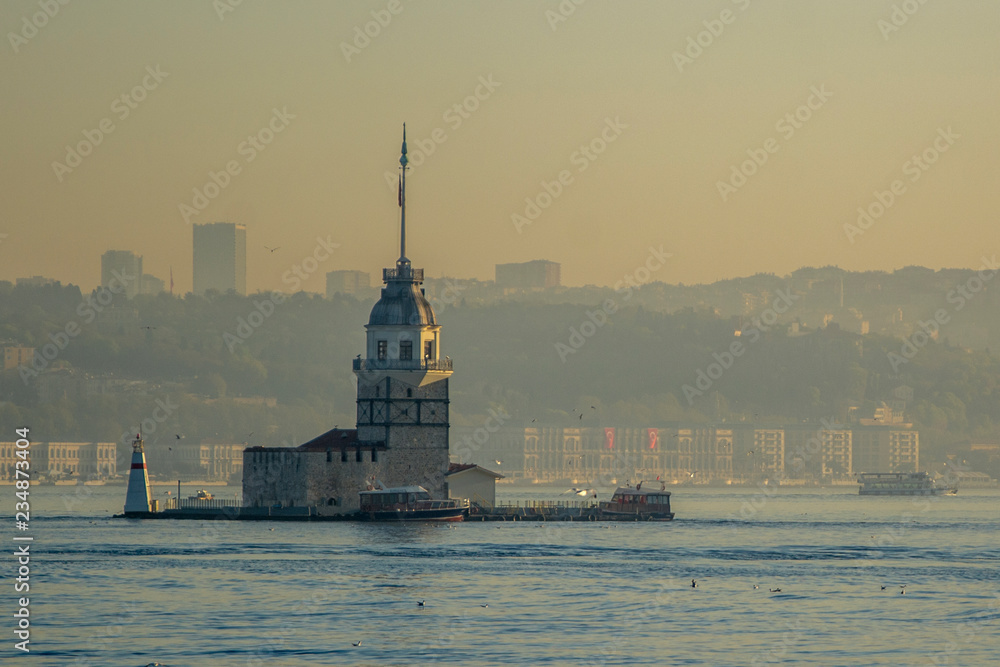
top-left (123, 433), bottom-right (153, 514)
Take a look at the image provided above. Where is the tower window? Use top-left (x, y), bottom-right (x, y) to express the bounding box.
top-left (400, 341), bottom-right (413, 360)
top-left (356, 448), bottom-right (363, 462)
top-left (424, 341), bottom-right (434, 359)
top-left (406, 388), bottom-right (412, 397)
top-left (377, 340), bottom-right (387, 360)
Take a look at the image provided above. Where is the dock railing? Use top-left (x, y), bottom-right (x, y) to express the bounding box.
top-left (165, 497), bottom-right (242, 511)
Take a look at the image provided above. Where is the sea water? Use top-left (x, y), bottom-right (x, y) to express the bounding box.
top-left (8, 485), bottom-right (1000, 666)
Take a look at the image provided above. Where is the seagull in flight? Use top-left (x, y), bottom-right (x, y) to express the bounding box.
top-left (417, 600), bottom-right (425, 607)
top-left (691, 579), bottom-right (698, 588)
top-left (562, 488), bottom-right (594, 496)
top-left (352, 640), bottom-right (362, 646)
top-left (769, 588), bottom-right (782, 593)
top-left (265, 245), bottom-right (280, 253)
top-left (480, 604), bottom-right (489, 608)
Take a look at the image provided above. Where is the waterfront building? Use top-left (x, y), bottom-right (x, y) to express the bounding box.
top-left (1, 441), bottom-right (117, 481)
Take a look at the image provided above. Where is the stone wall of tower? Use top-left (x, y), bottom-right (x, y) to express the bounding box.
top-left (242, 449), bottom-right (310, 508)
top-left (242, 446), bottom-right (448, 514)
top-left (357, 375), bottom-right (449, 461)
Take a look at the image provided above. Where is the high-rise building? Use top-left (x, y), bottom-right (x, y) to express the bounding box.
top-left (495, 260), bottom-right (561, 289)
top-left (193, 222), bottom-right (246, 295)
top-left (326, 270), bottom-right (370, 297)
top-left (101, 250), bottom-right (143, 298)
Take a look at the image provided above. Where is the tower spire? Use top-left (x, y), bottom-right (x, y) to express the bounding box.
top-left (398, 123), bottom-right (408, 263)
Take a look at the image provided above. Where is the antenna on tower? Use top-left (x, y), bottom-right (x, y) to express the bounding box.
top-left (398, 123), bottom-right (409, 263)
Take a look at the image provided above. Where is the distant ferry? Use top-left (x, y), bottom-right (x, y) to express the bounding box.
top-left (598, 483), bottom-right (675, 521)
top-left (359, 485), bottom-right (469, 522)
top-left (857, 472), bottom-right (957, 496)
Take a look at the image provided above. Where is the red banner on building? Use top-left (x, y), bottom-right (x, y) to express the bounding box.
top-left (604, 427), bottom-right (615, 450)
top-left (648, 428), bottom-right (658, 449)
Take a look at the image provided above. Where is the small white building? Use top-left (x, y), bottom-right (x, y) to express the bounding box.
top-left (446, 463), bottom-right (504, 508)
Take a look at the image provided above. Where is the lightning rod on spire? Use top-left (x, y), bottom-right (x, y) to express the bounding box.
top-left (399, 123), bottom-right (408, 263)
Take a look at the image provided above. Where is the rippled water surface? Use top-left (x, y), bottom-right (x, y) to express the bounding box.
top-left (9, 485), bottom-right (1000, 666)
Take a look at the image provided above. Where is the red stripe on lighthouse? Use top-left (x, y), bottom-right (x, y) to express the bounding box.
top-left (131, 463), bottom-right (146, 469)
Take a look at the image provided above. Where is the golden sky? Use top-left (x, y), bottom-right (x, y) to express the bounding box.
top-left (1, 0), bottom-right (998, 293)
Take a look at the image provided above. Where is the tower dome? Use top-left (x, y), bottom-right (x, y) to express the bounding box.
top-left (367, 260), bottom-right (436, 327)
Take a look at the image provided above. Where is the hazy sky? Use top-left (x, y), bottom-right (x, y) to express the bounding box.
top-left (2, 1), bottom-right (998, 294)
